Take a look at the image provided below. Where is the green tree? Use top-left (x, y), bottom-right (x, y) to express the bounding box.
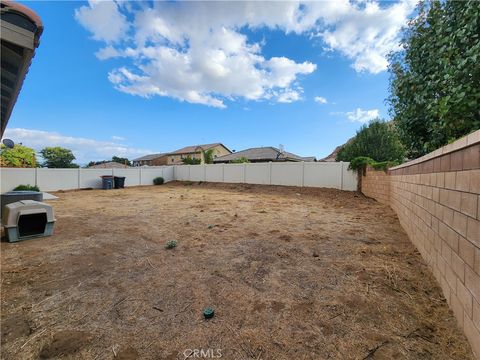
top-left (388, 0), bottom-right (480, 158)
top-left (112, 156), bottom-right (131, 166)
top-left (0, 144), bottom-right (37, 167)
top-left (182, 156), bottom-right (201, 165)
top-left (40, 147), bottom-right (79, 168)
top-left (202, 149), bottom-right (214, 164)
top-left (336, 120), bottom-right (405, 163)
top-left (231, 157), bottom-right (250, 163)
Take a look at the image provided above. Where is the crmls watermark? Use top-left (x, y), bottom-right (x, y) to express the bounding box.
top-left (183, 348), bottom-right (222, 359)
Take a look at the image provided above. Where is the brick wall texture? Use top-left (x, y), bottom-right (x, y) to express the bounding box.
top-left (361, 130), bottom-right (480, 358)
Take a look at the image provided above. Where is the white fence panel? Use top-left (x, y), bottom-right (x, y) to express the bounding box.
top-left (271, 162), bottom-right (303, 186)
top-left (223, 164), bottom-right (244, 183)
top-left (304, 162), bottom-right (341, 188)
top-left (245, 163), bottom-right (270, 184)
top-left (342, 167), bottom-right (358, 191)
top-left (0, 168), bottom-right (36, 192)
top-left (205, 164), bottom-right (223, 182)
top-left (175, 166), bottom-right (189, 181)
top-left (113, 168), bottom-right (141, 186)
top-left (141, 167), bottom-right (162, 185)
top-left (0, 162), bottom-right (357, 192)
top-left (189, 165), bottom-right (205, 181)
top-left (37, 168), bottom-right (79, 191)
top-left (79, 169), bottom-right (112, 189)
top-left (163, 166), bottom-right (175, 182)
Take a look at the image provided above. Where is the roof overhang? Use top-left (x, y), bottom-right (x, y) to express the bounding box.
top-left (1, 0), bottom-right (43, 137)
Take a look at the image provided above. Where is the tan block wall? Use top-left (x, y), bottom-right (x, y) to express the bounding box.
top-left (361, 131), bottom-right (480, 358)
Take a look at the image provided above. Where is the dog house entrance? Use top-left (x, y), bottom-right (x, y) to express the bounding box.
top-left (18, 213), bottom-right (47, 238)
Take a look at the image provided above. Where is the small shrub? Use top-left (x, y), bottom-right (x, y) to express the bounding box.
top-left (165, 240), bottom-right (177, 249)
top-left (348, 157), bottom-right (400, 173)
top-left (13, 184), bottom-right (40, 192)
top-left (231, 157), bottom-right (250, 163)
top-left (153, 177), bottom-right (164, 185)
top-left (348, 157), bottom-right (374, 171)
top-left (371, 160), bottom-right (400, 171)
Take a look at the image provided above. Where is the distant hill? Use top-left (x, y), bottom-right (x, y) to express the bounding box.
top-left (320, 137), bottom-right (353, 162)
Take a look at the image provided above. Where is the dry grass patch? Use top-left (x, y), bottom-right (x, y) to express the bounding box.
top-left (1, 182), bottom-right (474, 359)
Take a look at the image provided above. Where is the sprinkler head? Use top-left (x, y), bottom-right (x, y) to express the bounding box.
top-left (203, 307), bottom-right (215, 319)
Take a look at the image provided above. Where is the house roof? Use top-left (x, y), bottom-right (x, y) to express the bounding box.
top-left (170, 143), bottom-right (228, 154)
top-left (1, 0), bottom-right (44, 137)
top-left (213, 147), bottom-right (315, 163)
top-left (132, 153), bottom-right (167, 162)
top-left (133, 143), bottom-right (229, 162)
top-left (87, 161), bottom-right (131, 169)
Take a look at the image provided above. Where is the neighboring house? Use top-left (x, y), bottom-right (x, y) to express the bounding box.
top-left (165, 143), bottom-right (231, 164)
top-left (87, 161), bottom-right (131, 169)
top-left (134, 143), bottom-right (231, 166)
top-left (132, 153), bottom-right (168, 167)
top-left (213, 147), bottom-right (316, 163)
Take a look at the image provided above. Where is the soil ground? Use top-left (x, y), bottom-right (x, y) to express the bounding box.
top-left (0, 182), bottom-right (474, 359)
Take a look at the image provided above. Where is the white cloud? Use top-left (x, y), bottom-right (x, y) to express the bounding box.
top-left (277, 89), bottom-right (302, 103)
top-left (318, 0), bottom-right (417, 73)
top-left (75, 0), bottom-right (129, 43)
top-left (75, 1), bottom-right (416, 106)
top-left (314, 96), bottom-right (328, 104)
top-left (3, 128), bottom-right (151, 164)
top-left (111, 135), bottom-right (125, 141)
top-left (346, 108), bottom-right (379, 123)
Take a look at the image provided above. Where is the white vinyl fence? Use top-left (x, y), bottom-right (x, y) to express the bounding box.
top-left (0, 162), bottom-right (356, 193)
top-left (174, 162), bottom-right (357, 191)
top-left (0, 166), bottom-right (174, 193)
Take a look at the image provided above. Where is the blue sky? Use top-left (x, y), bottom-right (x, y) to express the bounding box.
top-left (4, 0), bottom-right (417, 164)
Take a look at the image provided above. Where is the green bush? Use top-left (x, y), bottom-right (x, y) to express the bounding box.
top-left (165, 240), bottom-right (177, 249)
top-left (336, 120), bottom-right (405, 163)
top-left (348, 157), bottom-right (400, 173)
top-left (13, 184), bottom-right (40, 192)
top-left (182, 156), bottom-right (201, 165)
top-left (348, 157), bottom-right (374, 171)
top-left (231, 157), bottom-right (250, 163)
top-left (153, 177), bottom-right (164, 185)
top-left (371, 161), bottom-right (400, 171)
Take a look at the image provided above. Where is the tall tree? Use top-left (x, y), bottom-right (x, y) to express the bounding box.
top-left (40, 147), bottom-right (79, 168)
top-left (388, 0), bottom-right (480, 158)
top-left (0, 144), bottom-right (37, 167)
top-left (336, 120), bottom-right (405, 163)
top-left (111, 156), bottom-right (131, 166)
top-left (202, 149), bottom-right (215, 164)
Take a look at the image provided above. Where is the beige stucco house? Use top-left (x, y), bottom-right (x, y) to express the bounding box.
top-left (133, 143), bottom-right (231, 166)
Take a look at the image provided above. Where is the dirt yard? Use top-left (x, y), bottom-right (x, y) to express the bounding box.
top-left (0, 182), bottom-right (474, 359)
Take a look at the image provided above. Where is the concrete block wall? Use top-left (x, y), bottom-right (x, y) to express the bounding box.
top-left (361, 130), bottom-right (480, 358)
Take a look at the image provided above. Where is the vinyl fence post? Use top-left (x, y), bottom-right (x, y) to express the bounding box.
top-left (269, 162), bottom-right (272, 185)
top-left (139, 167), bottom-right (142, 185)
top-left (204, 164), bottom-right (206, 181)
top-left (340, 162), bottom-right (344, 190)
top-left (222, 163), bottom-right (225, 182)
top-left (243, 163), bottom-right (246, 183)
top-left (77, 167), bottom-right (81, 189)
top-left (35, 167), bottom-right (38, 188)
top-left (301, 161), bottom-right (305, 187)
top-left (188, 165), bottom-right (191, 181)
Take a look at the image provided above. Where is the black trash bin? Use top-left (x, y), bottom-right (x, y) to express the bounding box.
top-left (114, 176), bottom-right (126, 189)
top-left (101, 175), bottom-right (114, 190)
